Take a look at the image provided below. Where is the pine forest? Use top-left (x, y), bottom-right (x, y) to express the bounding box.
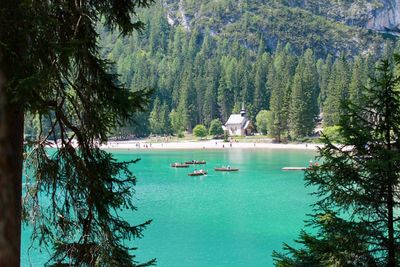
top-left (24, 2), bottom-right (400, 141)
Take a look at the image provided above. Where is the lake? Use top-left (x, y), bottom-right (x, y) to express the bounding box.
top-left (21, 148), bottom-right (316, 266)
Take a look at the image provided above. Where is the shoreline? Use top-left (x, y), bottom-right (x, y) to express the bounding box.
top-left (99, 140), bottom-right (322, 151)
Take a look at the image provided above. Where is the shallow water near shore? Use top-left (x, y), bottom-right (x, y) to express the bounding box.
top-left (21, 148), bottom-right (316, 266)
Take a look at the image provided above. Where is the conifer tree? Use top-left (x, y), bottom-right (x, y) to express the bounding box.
top-left (176, 91), bottom-right (190, 132)
top-left (269, 43), bottom-right (296, 142)
top-left (323, 55), bottom-right (350, 126)
top-left (349, 56), bottom-right (365, 106)
top-left (169, 109), bottom-right (180, 134)
top-left (218, 57), bottom-right (236, 122)
top-left (149, 98), bottom-right (162, 135)
top-left (199, 30), bottom-right (213, 58)
top-left (0, 1), bottom-right (155, 266)
top-left (288, 49), bottom-right (318, 138)
top-left (217, 76), bottom-right (231, 122)
top-left (186, 27), bottom-right (202, 61)
top-left (203, 60), bottom-right (220, 126)
top-left (159, 102), bottom-right (171, 134)
top-left (148, 5), bottom-right (170, 54)
top-left (253, 52), bottom-right (270, 112)
top-left (274, 56), bottom-right (400, 267)
top-left (269, 63), bottom-right (285, 142)
top-left (239, 59), bottom-right (254, 112)
top-left (180, 66), bottom-right (197, 129)
top-left (193, 48), bottom-right (207, 124)
top-left (316, 54), bottom-right (332, 110)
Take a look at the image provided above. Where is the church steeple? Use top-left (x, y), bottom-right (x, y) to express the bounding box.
top-left (240, 102), bottom-right (246, 117)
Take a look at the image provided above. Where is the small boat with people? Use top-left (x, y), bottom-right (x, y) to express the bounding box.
top-left (214, 166), bottom-right (239, 171)
top-left (171, 162), bottom-right (190, 168)
top-left (185, 160), bottom-right (206, 165)
top-left (188, 169), bottom-right (207, 176)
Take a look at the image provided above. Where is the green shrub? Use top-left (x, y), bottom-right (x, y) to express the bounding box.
top-left (256, 110), bottom-right (273, 134)
top-left (193, 124), bottom-right (207, 139)
top-left (322, 125), bottom-right (344, 143)
top-left (209, 119), bottom-right (224, 136)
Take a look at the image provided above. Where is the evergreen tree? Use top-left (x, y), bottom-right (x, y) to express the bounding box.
top-left (274, 56), bottom-right (400, 267)
top-left (149, 98), bottom-right (162, 135)
top-left (193, 51), bottom-right (206, 124)
top-left (289, 49), bottom-right (319, 138)
top-left (349, 56), bottom-right (365, 106)
top-left (186, 27), bottom-right (202, 61)
top-left (0, 1), bottom-right (155, 266)
top-left (157, 57), bottom-right (174, 105)
top-left (316, 54), bottom-right (332, 110)
top-left (179, 66), bottom-right (196, 130)
top-left (148, 5), bottom-right (170, 54)
top-left (253, 52), bottom-right (270, 112)
top-left (199, 30), bottom-right (213, 58)
top-left (268, 66), bottom-right (285, 142)
top-left (202, 60), bottom-right (220, 126)
top-left (239, 59), bottom-right (254, 107)
top-left (323, 55), bottom-right (350, 126)
top-left (160, 102), bottom-right (171, 134)
top-left (218, 57), bottom-right (235, 122)
top-left (268, 43), bottom-right (297, 142)
top-left (169, 108), bottom-right (186, 134)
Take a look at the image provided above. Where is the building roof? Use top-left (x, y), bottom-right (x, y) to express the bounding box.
top-left (225, 114), bottom-right (247, 125)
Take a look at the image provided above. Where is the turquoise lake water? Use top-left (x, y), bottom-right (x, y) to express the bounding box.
top-left (21, 148), bottom-right (316, 266)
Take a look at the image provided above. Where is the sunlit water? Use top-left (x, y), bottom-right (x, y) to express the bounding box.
top-left (21, 148), bottom-right (316, 266)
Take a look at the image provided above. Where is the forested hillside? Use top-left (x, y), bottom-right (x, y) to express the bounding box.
top-left (162, 0), bottom-right (398, 55)
top-left (24, 0), bottom-right (400, 141)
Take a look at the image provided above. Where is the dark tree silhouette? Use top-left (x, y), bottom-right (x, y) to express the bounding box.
top-left (0, 1), bottom-right (155, 266)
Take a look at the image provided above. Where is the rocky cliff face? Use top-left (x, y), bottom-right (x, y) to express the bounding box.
top-left (293, 0), bottom-right (400, 34)
top-left (366, 0), bottom-right (400, 33)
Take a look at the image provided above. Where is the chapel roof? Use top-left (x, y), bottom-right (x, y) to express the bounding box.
top-left (225, 114), bottom-right (247, 125)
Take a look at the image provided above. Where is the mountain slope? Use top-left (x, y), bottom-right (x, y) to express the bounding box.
top-left (162, 0), bottom-right (397, 57)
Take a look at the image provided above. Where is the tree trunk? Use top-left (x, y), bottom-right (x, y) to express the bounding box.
top-left (0, 70), bottom-right (24, 266)
top-left (387, 185), bottom-right (395, 267)
top-left (384, 78), bottom-right (396, 267)
top-left (386, 139), bottom-right (395, 266)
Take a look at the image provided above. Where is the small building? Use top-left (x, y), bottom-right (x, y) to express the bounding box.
top-left (222, 106), bottom-right (254, 136)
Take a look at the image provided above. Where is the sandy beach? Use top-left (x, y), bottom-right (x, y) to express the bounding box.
top-left (99, 139), bottom-right (322, 151)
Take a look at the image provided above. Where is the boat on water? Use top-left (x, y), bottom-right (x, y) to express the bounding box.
top-left (188, 170), bottom-right (207, 176)
top-left (185, 160), bottom-right (206, 165)
top-left (281, 167), bottom-right (310, 171)
top-left (214, 167), bottom-right (239, 171)
top-left (171, 163), bottom-right (190, 168)
top-left (282, 161), bottom-right (318, 171)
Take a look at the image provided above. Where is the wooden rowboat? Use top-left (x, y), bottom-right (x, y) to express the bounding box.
top-left (214, 167), bottom-right (239, 171)
top-left (188, 170), bottom-right (207, 176)
top-left (281, 167), bottom-right (310, 171)
top-left (171, 163), bottom-right (190, 168)
top-left (185, 160), bottom-right (206, 165)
